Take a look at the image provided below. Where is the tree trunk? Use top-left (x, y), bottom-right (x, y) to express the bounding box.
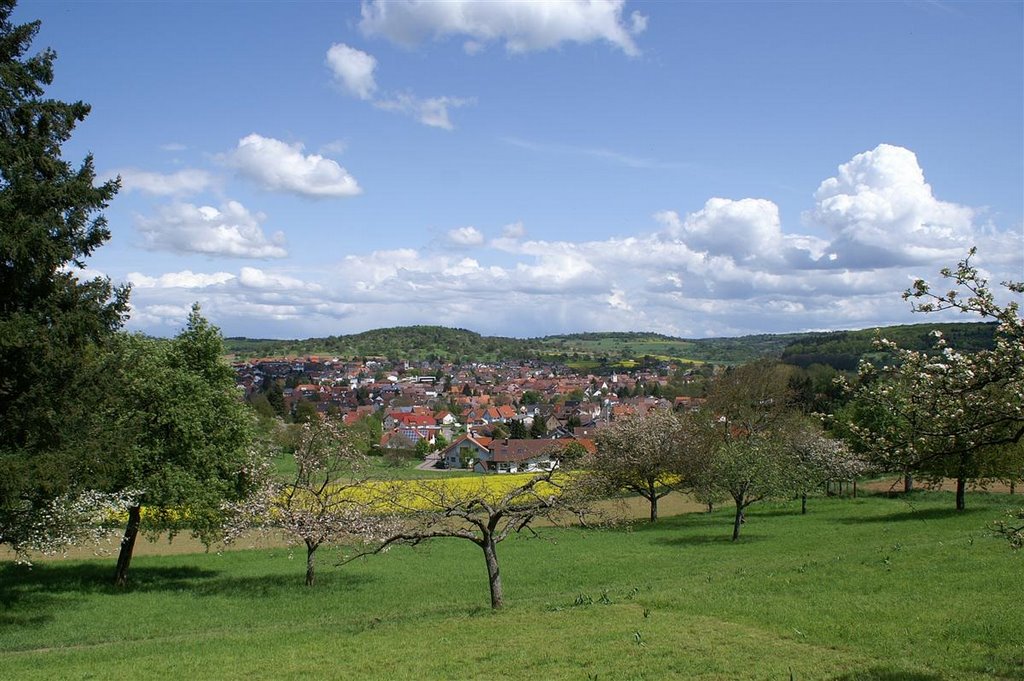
top-left (1009, 479), bottom-right (1015, 495)
top-left (648, 495), bottom-right (658, 523)
top-left (706, 501), bottom-right (713, 514)
top-left (732, 500), bottom-right (744, 541)
top-left (481, 535), bottom-right (503, 609)
top-left (305, 541), bottom-right (317, 586)
top-left (801, 492), bottom-right (807, 515)
top-left (956, 476), bottom-right (966, 511)
top-left (903, 474), bottom-right (913, 494)
top-left (853, 479), bottom-right (858, 498)
top-left (114, 505), bottom-right (142, 587)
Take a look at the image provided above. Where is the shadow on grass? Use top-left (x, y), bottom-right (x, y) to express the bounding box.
top-left (190, 569), bottom-right (373, 598)
top-left (835, 505), bottom-right (987, 525)
top-left (0, 559), bottom-right (375, 633)
top-left (652, 533), bottom-right (766, 547)
top-left (0, 562), bottom-right (220, 632)
top-left (0, 561), bottom-right (220, 597)
top-left (831, 668), bottom-right (944, 680)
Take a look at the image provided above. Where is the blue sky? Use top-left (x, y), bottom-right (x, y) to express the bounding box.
top-left (20, 0), bottom-right (1023, 339)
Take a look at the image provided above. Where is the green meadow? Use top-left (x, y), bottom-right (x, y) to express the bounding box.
top-left (2, 491), bottom-right (1021, 680)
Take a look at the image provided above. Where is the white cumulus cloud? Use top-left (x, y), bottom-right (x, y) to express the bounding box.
top-left (127, 270), bottom-right (236, 289)
top-left (810, 143), bottom-right (976, 267)
top-left (374, 93), bottom-right (473, 130)
top-left (136, 200), bottom-right (288, 259)
top-left (238, 267), bottom-right (322, 291)
top-left (447, 226), bottom-right (485, 246)
top-left (122, 144), bottom-right (1022, 340)
top-left (224, 134), bottom-right (362, 198)
top-left (115, 168), bottom-right (214, 196)
top-left (359, 0), bottom-right (647, 56)
top-left (325, 43), bottom-right (378, 100)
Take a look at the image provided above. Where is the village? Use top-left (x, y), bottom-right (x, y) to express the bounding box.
top-left (232, 355), bottom-right (710, 474)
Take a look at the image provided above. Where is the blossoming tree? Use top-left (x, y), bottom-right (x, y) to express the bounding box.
top-left (844, 250), bottom-right (1023, 510)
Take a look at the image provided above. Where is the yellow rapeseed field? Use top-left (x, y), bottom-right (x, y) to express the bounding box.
top-left (345, 473), bottom-right (570, 512)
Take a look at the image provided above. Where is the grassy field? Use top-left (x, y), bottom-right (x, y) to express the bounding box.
top-left (1, 491), bottom-right (1021, 680)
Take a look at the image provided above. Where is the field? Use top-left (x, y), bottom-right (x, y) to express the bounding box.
top-left (1, 491), bottom-right (1021, 680)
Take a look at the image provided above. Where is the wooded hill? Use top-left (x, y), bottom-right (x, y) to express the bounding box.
top-left (779, 322), bottom-right (996, 370)
top-left (224, 322), bottom-right (997, 370)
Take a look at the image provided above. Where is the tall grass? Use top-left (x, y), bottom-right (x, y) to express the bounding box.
top-left (1, 491), bottom-right (1020, 680)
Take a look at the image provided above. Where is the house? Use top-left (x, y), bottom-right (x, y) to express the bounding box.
top-left (476, 438), bottom-right (565, 474)
top-left (673, 396), bottom-right (705, 412)
top-left (440, 434), bottom-right (493, 470)
top-left (434, 410), bottom-right (458, 426)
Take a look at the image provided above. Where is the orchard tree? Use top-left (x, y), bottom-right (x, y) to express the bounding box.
top-left (789, 423), bottom-right (871, 514)
top-left (0, 0), bottom-right (130, 550)
top-left (0, 488), bottom-right (138, 562)
top-left (589, 409), bottom-right (689, 522)
top-left (843, 251), bottom-right (1023, 510)
top-left (695, 361), bottom-right (802, 540)
top-left (225, 420), bottom-right (394, 586)
top-left (363, 460), bottom-right (589, 609)
top-left (104, 307), bottom-right (257, 586)
top-left (700, 436), bottom-right (794, 540)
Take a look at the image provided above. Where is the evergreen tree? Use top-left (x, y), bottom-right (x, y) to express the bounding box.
top-left (0, 1), bottom-right (130, 549)
top-left (530, 415), bottom-right (548, 439)
top-left (508, 419), bottom-right (528, 439)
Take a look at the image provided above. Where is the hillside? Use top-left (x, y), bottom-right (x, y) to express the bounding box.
top-left (225, 326), bottom-right (531, 363)
top-left (224, 322), bottom-right (997, 369)
top-left (780, 322), bottom-right (997, 371)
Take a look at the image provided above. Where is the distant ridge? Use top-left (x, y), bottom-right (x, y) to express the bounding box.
top-left (224, 322), bottom-right (996, 370)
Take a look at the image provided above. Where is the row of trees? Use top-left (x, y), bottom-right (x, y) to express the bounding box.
top-left (589, 362), bottom-right (868, 538)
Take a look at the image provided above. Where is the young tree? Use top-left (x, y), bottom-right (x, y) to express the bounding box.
top-left (701, 436), bottom-right (793, 541)
top-left (365, 461), bottom-right (588, 609)
top-left (0, 0), bottom-right (130, 550)
top-left (695, 361), bottom-right (801, 540)
top-left (589, 409), bottom-right (689, 522)
top-left (789, 423), bottom-right (871, 514)
top-left (432, 433), bottom-right (449, 453)
top-left (226, 420), bottom-right (393, 586)
top-left (104, 307), bottom-right (257, 586)
top-left (843, 251), bottom-right (1023, 510)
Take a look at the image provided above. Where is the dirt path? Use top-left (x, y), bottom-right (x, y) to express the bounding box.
top-left (862, 476), bottom-right (1020, 495)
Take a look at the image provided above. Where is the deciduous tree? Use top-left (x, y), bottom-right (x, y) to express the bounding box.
top-left (104, 307), bottom-right (257, 586)
top-left (994, 509), bottom-right (1023, 550)
top-left (695, 361), bottom-right (801, 540)
top-left (225, 420), bottom-right (393, 586)
top-left (589, 409), bottom-right (689, 522)
top-left (843, 251), bottom-right (1023, 510)
top-left (789, 423), bottom-right (871, 514)
top-left (363, 459), bottom-right (588, 609)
